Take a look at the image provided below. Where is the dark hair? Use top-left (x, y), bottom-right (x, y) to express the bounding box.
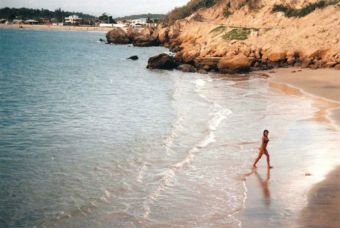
top-left (263, 129), bottom-right (269, 135)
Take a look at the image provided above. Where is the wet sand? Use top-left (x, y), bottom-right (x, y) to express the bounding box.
top-left (267, 68), bottom-right (340, 227)
top-left (0, 24), bottom-right (112, 32)
top-left (299, 166), bottom-right (340, 227)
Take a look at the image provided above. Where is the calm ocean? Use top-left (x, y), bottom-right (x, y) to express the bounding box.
top-left (1, 29), bottom-right (340, 227)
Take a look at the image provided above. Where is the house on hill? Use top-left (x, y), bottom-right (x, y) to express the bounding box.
top-left (64, 15), bottom-right (82, 25)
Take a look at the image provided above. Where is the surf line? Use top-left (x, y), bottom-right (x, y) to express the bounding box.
top-left (143, 78), bottom-right (232, 219)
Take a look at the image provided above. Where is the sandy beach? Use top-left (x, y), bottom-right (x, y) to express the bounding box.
top-left (267, 68), bottom-right (340, 227)
top-left (268, 68), bottom-right (340, 129)
top-left (0, 23), bottom-right (113, 32)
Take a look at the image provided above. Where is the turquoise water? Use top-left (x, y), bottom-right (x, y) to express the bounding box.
top-left (1, 29), bottom-right (340, 227)
top-left (0, 29), bottom-right (176, 227)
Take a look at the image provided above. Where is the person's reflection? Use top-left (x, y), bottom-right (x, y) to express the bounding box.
top-left (254, 168), bottom-right (271, 206)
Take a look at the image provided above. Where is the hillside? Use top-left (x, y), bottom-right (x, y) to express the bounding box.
top-left (155, 0), bottom-right (340, 72)
top-left (0, 7), bottom-right (95, 21)
top-left (115, 14), bottom-right (165, 20)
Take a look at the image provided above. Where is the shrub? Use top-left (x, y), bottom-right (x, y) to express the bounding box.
top-left (209, 24), bottom-right (226, 33)
top-left (272, 0), bottom-right (339, 17)
top-left (223, 7), bottom-right (232, 17)
top-left (163, 0), bottom-right (221, 25)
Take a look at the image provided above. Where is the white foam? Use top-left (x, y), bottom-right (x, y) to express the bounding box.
top-left (209, 107), bottom-right (232, 131)
top-left (137, 163), bottom-right (147, 183)
top-left (197, 132), bottom-right (216, 148)
top-left (143, 105), bottom-right (232, 219)
top-left (143, 76), bottom-right (233, 219)
top-left (194, 78), bottom-right (206, 88)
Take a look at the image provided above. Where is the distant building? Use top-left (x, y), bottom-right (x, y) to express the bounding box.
top-left (12, 19), bottom-right (23, 24)
top-left (52, 23), bottom-right (64, 26)
top-left (99, 23), bottom-right (115, 28)
top-left (64, 15), bottom-right (82, 25)
top-left (131, 18), bottom-right (148, 26)
top-left (99, 23), bottom-right (126, 28)
top-left (24, 19), bottom-right (39, 25)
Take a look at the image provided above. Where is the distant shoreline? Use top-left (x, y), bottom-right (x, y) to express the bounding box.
top-left (0, 24), bottom-right (112, 33)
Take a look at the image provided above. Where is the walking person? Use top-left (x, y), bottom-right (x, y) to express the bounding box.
top-left (253, 130), bottom-right (273, 169)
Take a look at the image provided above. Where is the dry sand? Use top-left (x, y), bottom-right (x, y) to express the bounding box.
top-left (0, 24), bottom-right (112, 32)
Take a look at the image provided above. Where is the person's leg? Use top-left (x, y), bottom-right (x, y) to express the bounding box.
top-left (253, 151), bottom-right (263, 168)
top-left (264, 150), bottom-right (273, 168)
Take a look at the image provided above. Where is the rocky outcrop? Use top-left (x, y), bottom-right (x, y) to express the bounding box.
top-left (147, 53), bottom-right (177, 70)
top-left (147, 0), bottom-right (340, 73)
top-left (106, 26), bottom-right (159, 47)
top-left (133, 35), bottom-right (158, 47)
top-left (194, 57), bottom-right (221, 72)
top-left (177, 64), bottom-right (196, 72)
top-left (106, 28), bottom-right (130, 44)
top-left (218, 54), bottom-right (251, 73)
top-left (109, 0), bottom-right (340, 73)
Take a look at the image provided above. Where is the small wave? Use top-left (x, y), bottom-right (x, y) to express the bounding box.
top-left (143, 99), bottom-right (232, 220)
top-left (194, 78), bottom-right (206, 88)
top-left (209, 105), bottom-right (232, 131)
top-left (137, 163), bottom-right (147, 183)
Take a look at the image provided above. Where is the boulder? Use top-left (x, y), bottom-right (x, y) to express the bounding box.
top-left (177, 64), bottom-right (196, 72)
top-left (132, 35), bottom-right (158, 47)
top-left (194, 57), bottom-right (221, 71)
top-left (106, 28), bottom-right (130, 44)
top-left (127, 55), bottom-right (138, 60)
top-left (198, 69), bottom-right (208, 74)
top-left (126, 27), bottom-right (139, 41)
top-left (217, 54), bottom-right (251, 73)
top-left (147, 53), bottom-right (177, 70)
top-left (268, 52), bottom-right (287, 62)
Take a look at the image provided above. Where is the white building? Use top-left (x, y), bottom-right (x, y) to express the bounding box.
top-left (24, 19), bottom-right (38, 24)
top-left (64, 15), bottom-right (82, 25)
top-left (130, 18), bottom-right (148, 26)
top-left (99, 23), bottom-right (126, 28)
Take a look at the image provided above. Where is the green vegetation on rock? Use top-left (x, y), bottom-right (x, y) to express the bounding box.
top-left (272, 0), bottom-right (340, 17)
top-left (209, 25), bottom-right (226, 33)
top-left (222, 27), bottom-right (251, 40)
top-left (223, 7), bottom-right (232, 18)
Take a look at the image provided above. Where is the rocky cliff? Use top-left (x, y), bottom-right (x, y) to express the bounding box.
top-left (107, 0), bottom-right (340, 73)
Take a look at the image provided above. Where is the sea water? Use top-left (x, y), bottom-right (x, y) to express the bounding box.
top-left (1, 29), bottom-right (340, 227)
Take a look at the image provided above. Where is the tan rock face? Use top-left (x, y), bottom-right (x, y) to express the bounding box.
top-left (158, 28), bottom-right (169, 44)
top-left (268, 52), bottom-right (287, 62)
top-left (153, 0), bottom-right (340, 72)
top-left (218, 54), bottom-right (251, 72)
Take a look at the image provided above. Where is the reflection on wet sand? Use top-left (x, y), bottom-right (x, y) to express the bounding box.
top-left (243, 168), bottom-right (271, 207)
top-left (255, 169), bottom-right (271, 207)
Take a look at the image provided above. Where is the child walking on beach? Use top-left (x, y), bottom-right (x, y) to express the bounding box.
top-left (253, 130), bottom-right (273, 169)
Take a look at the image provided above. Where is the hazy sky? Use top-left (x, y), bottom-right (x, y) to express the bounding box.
top-left (0, 0), bottom-right (189, 17)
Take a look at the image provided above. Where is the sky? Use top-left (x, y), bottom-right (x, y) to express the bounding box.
top-left (0, 0), bottom-right (189, 17)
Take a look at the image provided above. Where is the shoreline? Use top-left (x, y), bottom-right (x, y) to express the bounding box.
top-left (266, 67), bottom-right (340, 227)
top-left (267, 68), bottom-right (340, 130)
top-left (0, 24), bottom-right (112, 33)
